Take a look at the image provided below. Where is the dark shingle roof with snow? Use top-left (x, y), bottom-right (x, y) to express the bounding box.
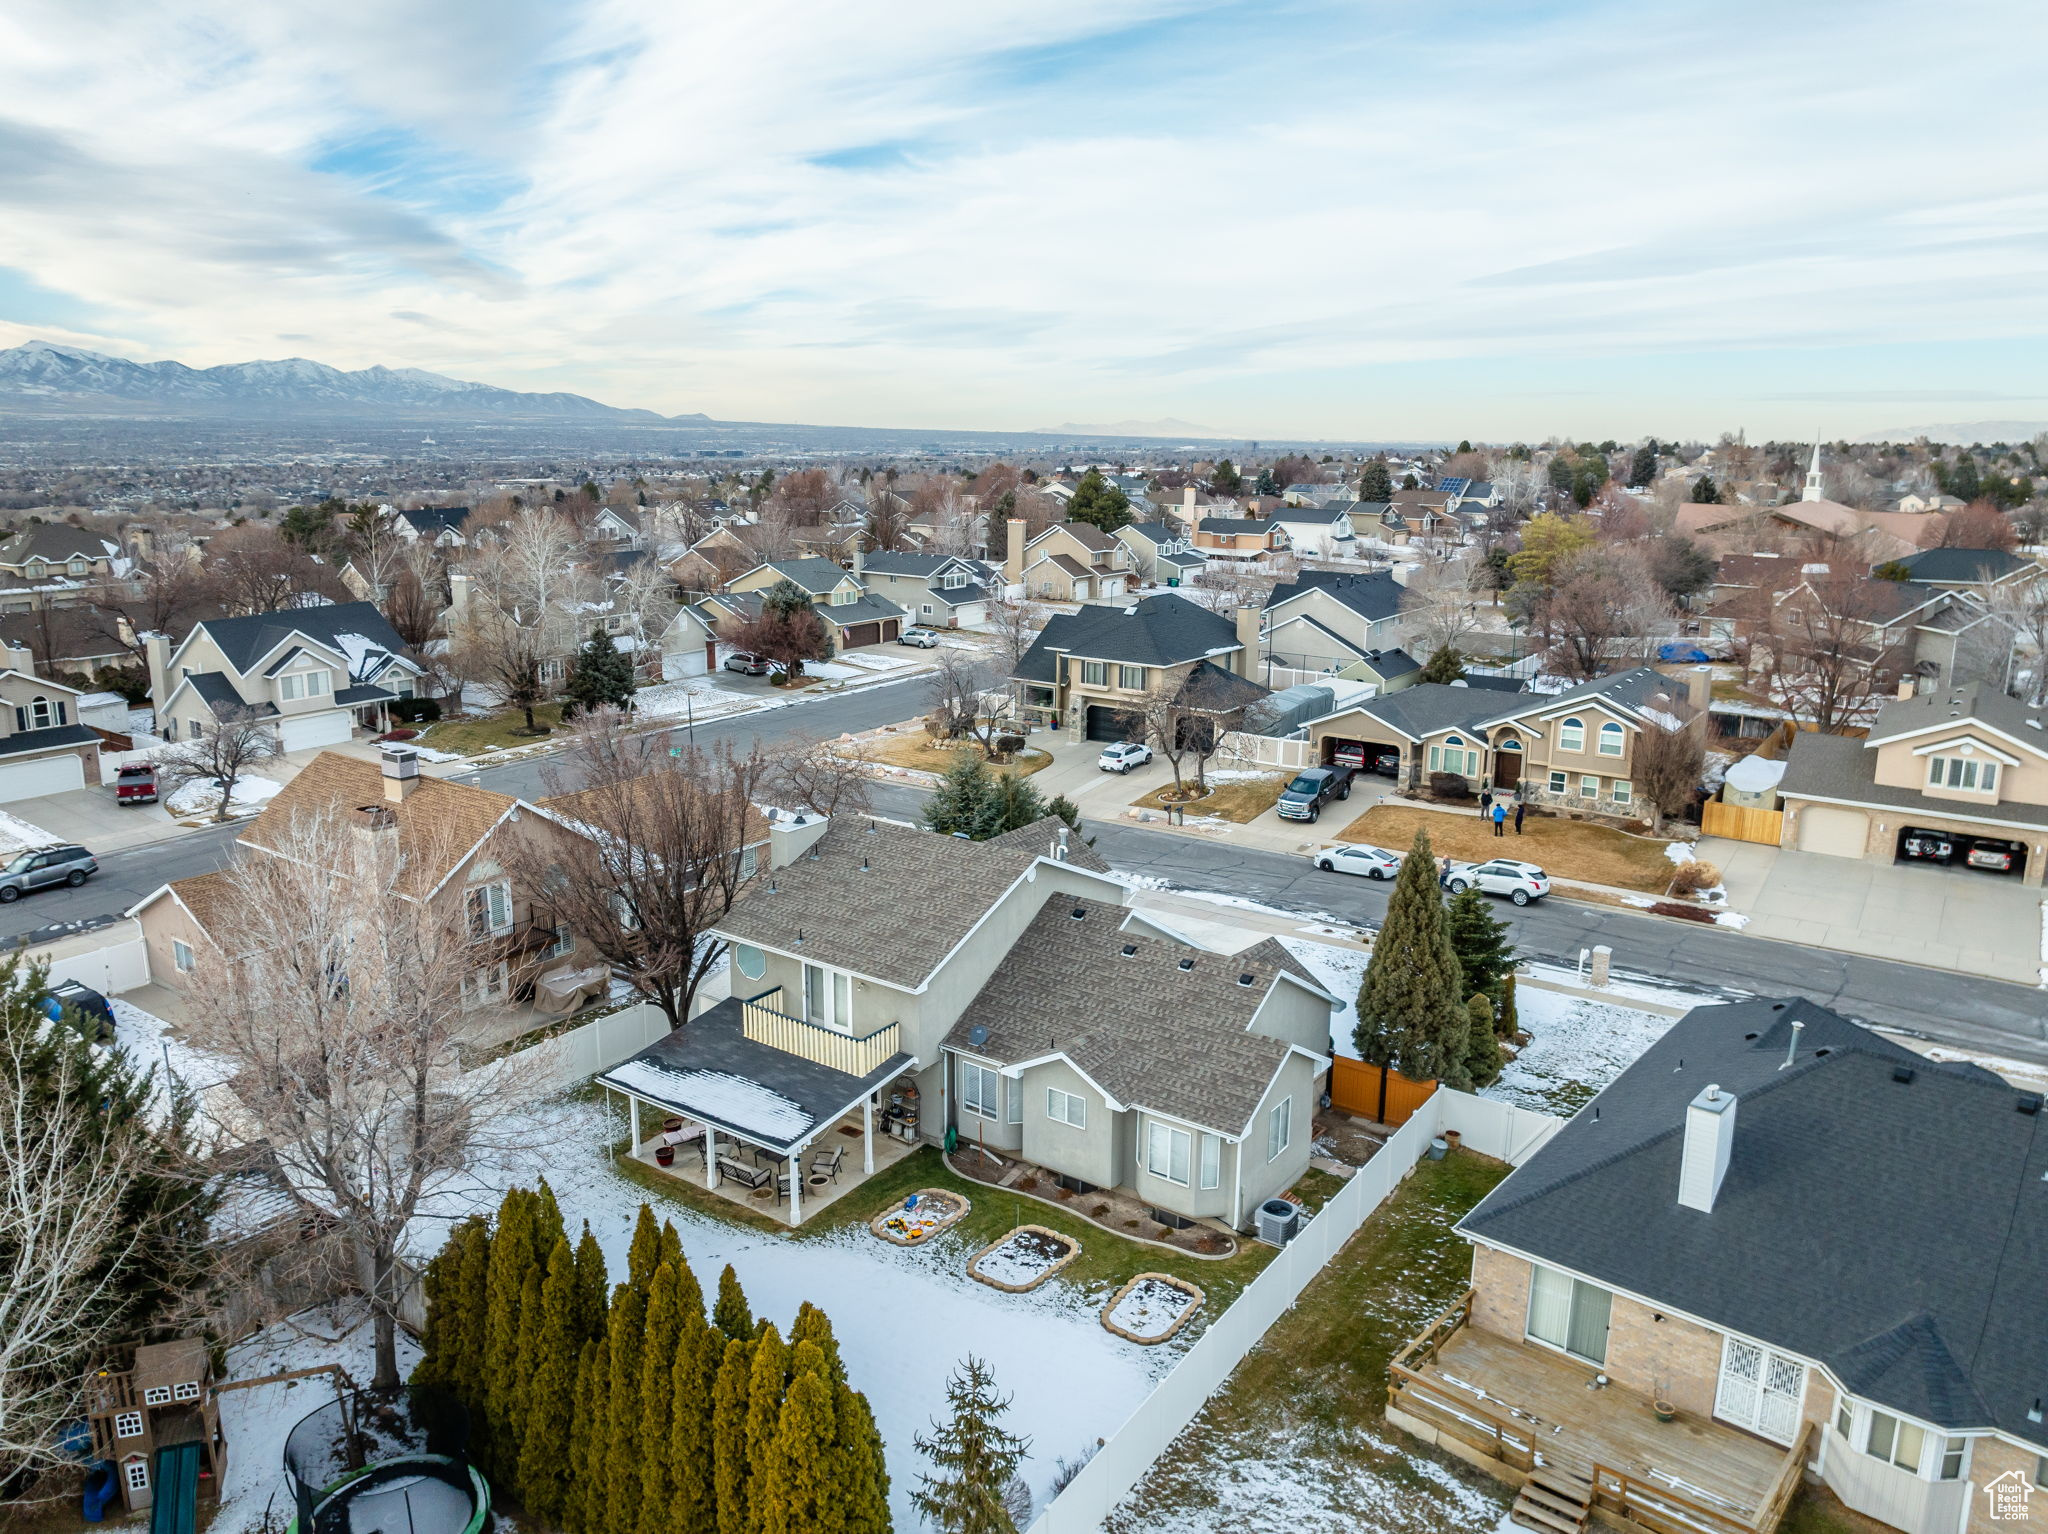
top-left (1013, 593), bottom-right (1242, 678)
top-left (191, 601), bottom-right (408, 677)
top-left (1328, 682), bottom-right (1498, 740)
top-left (1266, 570), bottom-right (1403, 624)
top-left (0, 524), bottom-right (118, 566)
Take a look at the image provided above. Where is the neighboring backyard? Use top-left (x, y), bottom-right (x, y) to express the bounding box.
top-left (1132, 772), bottom-right (1288, 822)
top-left (1339, 804), bottom-right (1681, 894)
top-left (1105, 1148), bottom-right (1515, 1534)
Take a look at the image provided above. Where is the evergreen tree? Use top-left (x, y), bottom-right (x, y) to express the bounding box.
top-left (1045, 794), bottom-right (1084, 836)
top-left (988, 770), bottom-right (1047, 835)
top-left (518, 1239), bottom-right (581, 1523)
top-left (1210, 459), bottom-right (1241, 494)
top-left (628, 1204), bottom-right (663, 1290)
top-left (566, 1333), bottom-right (609, 1534)
top-left (923, 751), bottom-right (1003, 839)
top-left (532, 1180), bottom-right (566, 1259)
top-left (1418, 644), bottom-right (1466, 685)
top-left (1065, 469), bottom-right (1133, 532)
top-left (638, 1262), bottom-right (684, 1534)
top-left (912, 1357), bottom-right (1031, 1534)
top-left (671, 1316), bottom-right (723, 1534)
top-left (658, 1219), bottom-right (704, 1321)
top-left (507, 1261), bottom-right (546, 1486)
top-left (413, 1215), bottom-right (489, 1409)
top-left (1443, 885), bottom-right (1516, 1000)
top-left (713, 1336), bottom-right (758, 1534)
top-left (1873, 559), bottom-right (1912, 582)
top-left (1690, 474), bottom-right (1721, 503)
top-left (482, 1188), bottom-right (536, 1478)
top-left (746, 1325), bottom-right (791, 1530)
top-left (1626, 443), bottom-right (1658, 488)
top-left (563, 625), bottom-right (636, 717)
top-left (789, 1303), bottom-right (848, 1389)
top-left (607, 1283), bottom-right (649, 1534)
top-left (1498, 972), bottom-right (1520, 1040)
top-left (573, 1222), bottom-right (610, 1341)
top-left (762, 1367), bottom-right (838, 1534)
top-left (1254, 467), bottom-right (1277, 496)
top-left (833, 1388), bottom-right (893, 1534)
top-left (715, 1264), bottom-right (754, 1342)
top-left (1357, 458), bottom-right (1393, 502)
top-left (1354, 828), bottom-right (1471, 1085)
top-left (1462, 994), bottom-right (1504, 1089)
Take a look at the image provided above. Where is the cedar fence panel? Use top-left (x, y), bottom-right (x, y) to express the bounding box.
top-left (1328, 1057), bottom-right (1437, 1126)
top-left (1700, 800), bottom-right (1785, 846)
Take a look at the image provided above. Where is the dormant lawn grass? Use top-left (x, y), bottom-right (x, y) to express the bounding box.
top-left (1131, 774), bottom-right (1288, 822)
top-left (859, 733), bottom-right (1052, 777)
top-left (1339, 803), bottom-right (1680, 894)
top-left (415, 702), bottom-right (567, 755)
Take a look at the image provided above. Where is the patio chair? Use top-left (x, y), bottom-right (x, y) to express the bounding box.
top-left (809, 1146), bottom-right (845, 1183)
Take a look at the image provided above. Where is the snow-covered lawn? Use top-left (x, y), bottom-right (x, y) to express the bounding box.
top-left (1484, 987), bottom-right (1687, 1115)
top-left (0, 805), bottom-right (61, 856)
top-left (166, 773), bottom-right (283, 817)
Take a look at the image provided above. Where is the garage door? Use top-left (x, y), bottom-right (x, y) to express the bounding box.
top-left (840, 621), bottom-right (881, 650)
top-left (0, 752), bottom-right (85, 803)
top-left (278, 710), bottom-right (352, 752)
top-left (1797, 805), bottom-right (1869, 859)
top-left (662, 646), bottom-right (709, 680)
top-left (1085, 705), bottom-right (1143, 743)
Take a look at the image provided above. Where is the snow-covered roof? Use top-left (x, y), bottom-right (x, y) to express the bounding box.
top-left (1723, 755), bottom-right (1788, 793)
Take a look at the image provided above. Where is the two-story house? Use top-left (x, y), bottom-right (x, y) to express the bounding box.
top-left (1010, 592), bottom-right (1268, 740)
top-left (0, 663), bottom-right (102, 800)
top-left (395, 506), bottom-right (472, 548)
top-left (0, 523), bottom-right (126, 609)
top-left (722, 557), bottom-right (907, 651)
top-left (855, 550), bottom-right (1000, 629)
top-left (1113, 522), bottom-right (1206, 587)
top-left (146, 601), bottom-right (422, 751)
top-left (1878, 548), bottom-right (2040, 600)
top-left (1776, 682), bottom-right (2048, 883)
top-left (1268, 503), bottom-right (1359, 559)
top-left (1191, 515), bottom-right (1289, 565)
top-left (1261, 571), bottom-right (1408, 682)
top-left (1389, 995), bottom-right (2047, 1534)
top-left (1748, 577), bottom-right (1996, 706)
top-left (595, 815), bottom-right (1332, 1229)
top-left (1004, 519), bottom-right (1134, 603)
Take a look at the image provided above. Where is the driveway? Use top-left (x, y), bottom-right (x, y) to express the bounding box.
top-left (5, 785), bottom-right (182, 853)
top-left (1702, 837), bottom-right (2044, 986)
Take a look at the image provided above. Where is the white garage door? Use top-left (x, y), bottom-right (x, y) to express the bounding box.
top-left (662, 646), bottom-right (708, 680)
top-left (0, 752), bottom-right (85, 803)
top-left (1798, 805), bottom-right (1869, 859)
top-left (278, 710), bottom-right (353, 752)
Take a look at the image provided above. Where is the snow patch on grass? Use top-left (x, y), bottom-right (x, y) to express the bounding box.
top-left (166, 774), bottom-right (282, 816)
top-left (1486, 988), bottom-right (1690, 1115)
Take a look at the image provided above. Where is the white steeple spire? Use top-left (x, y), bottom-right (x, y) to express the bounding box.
top-left (1802, 440), bottom-right (1825, 502)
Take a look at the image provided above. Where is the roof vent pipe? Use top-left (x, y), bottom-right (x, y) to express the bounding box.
top-left (1781, 1019), bottom-right (1804, 1070)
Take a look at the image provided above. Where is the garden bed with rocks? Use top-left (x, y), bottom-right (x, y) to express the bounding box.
top-left (869, 1188), bottom-right (970, 1246)
top-left (945, 1150), bottom-right (1237, 1257)
top-left (966, 1225), bottom-right (1081, 1292)
top-left (1100, 1273), bottom-right (1206, 1344)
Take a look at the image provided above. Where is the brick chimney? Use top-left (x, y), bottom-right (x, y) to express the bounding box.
top-left (351, 802), bottom-right (400, 882)
top-left (1004, 518), bottom-right (1027, 586)
top-left (379, 744), bottom-right (421, 802)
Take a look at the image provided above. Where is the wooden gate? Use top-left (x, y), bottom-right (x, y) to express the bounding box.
top-left (1329, 1058), bottom-right (1437, 1127)
top-left (1701, 800), bottom-right (1784, 845)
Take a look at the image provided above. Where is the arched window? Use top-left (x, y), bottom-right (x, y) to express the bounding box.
top-left (28, 696), bottom-right (52, 729)
top-left (1558, 717), bottom-right (1585, 752)
top-left (1598, 722), bottom-right (1625, 757)
top-left (1496, 737), bottom-right (1523, 752)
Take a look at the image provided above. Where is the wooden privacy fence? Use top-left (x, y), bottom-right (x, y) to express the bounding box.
top-left (1701, 800), bottom-right (1785, 846)
top-left (1329, 1057), bottom-right (1437, 1127)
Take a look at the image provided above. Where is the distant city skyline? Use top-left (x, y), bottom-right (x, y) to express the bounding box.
top-left (1, 0), bottom-right (2043, 442)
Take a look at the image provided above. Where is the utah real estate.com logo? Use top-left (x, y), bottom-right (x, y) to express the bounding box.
top-left (1984, 1468), bottom-right (2031, 1521)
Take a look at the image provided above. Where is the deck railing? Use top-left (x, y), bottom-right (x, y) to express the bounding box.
top-left (1390, 1288), bottom-right (1474, 1374)
top-left (740, 988), bottom-right (900, 1077)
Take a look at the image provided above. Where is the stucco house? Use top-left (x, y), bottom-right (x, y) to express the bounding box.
top-left (1004, 519), bottom-right (1134, 603)
top-left (1261, 571), bottom-right (1407, 681)
top-left (1113, 522), bottom-right (1206, 586)
top-left (723, 558), bottom-right (907, 651)
top-left (0, 522), bottom-right (124, 586)
top-left (0, 665), bottom-right (103, 800)
top-left (1776, 682), bottom-right (2048, 884)
top-left (1191, 515), bottom-right (1288, 564)
top-left (1267, 503), bottom-right (1359, 559)
top-left (856, 550), bottom-right (1000, 629)
top-left (146, 601), bottom-right (423, 752)
top-left (1389, 995), bottom-right (2048, 1534)
top-left (1010, 591), bottom-right (1267, 740)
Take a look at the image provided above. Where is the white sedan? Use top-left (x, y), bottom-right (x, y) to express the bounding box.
top-left (1314, 843), bottom-right (1403, 880)
top-left (1446, 858), bottom-right (1551, 906)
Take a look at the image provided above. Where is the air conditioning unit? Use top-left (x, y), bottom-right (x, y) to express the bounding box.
top-left (1256, 1198), bottom-right (1301, 1248)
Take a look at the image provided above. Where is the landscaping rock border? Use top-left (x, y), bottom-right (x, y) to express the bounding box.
top-left (1100, 1272), bottom-right (1207, 1344)
top-left (965, 1224), bottom-right (1082, 1293)
top-left (869, 1188), bottom-right (970, 1247)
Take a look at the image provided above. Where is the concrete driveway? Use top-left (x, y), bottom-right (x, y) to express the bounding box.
top-left (1702, 837), bottom-right (2044, 985)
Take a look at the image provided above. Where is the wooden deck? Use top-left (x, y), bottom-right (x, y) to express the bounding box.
top-left (1388, 1293), bottom-right (1811, 1534)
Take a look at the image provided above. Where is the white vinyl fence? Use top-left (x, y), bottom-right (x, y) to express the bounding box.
top-left (1213, 730), bottom-right (1314, 773)
top-left (1025, 1088), bottom-right (1561, 1533)
top-left (470, 1001), bottom-right (671, 1090)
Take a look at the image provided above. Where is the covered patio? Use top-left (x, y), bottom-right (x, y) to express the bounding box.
top-left (597, 995), bottom-right (920, 1227)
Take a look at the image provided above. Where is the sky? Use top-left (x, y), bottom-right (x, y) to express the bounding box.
top-left (2, 0), bottom-right (2046, 442)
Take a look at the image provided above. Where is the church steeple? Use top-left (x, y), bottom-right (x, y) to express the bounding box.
top-left (1802, 441), bottom-right (1825, 502)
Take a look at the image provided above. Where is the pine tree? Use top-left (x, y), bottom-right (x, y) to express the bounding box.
top-left (761, 1367), bottom-right (838, 1534)
top-left (923, 751), bottom-right (1003, 839)
top-left (713, 1336), bottom-right (757, 1534)
top-left (745, 1325), bottom-right (791, 1531)
top-left (715, 1264), bottom-right (753, 1342)
top-left (518, 1239), bottom-right (581, 1522)
top-left (1444, 885), bottom-right (1516, 1000)
top-left (789, 1303), bottom-right (848, 1389)
top-left (1065, 469), bottom-right (1133, 532)
top-left (671, 1315), bottom-right (723, 1534)
top-left (482, 1188), bottom-right (536, 1479)
top-left (1419, 644), bottom-right (1466, 685)
top-left (566, 1334), bottom-right (609, 1534)
top-left (1357, 458), bottom-right (1393, 502)
top-left (563, 625), bottom-right (636, 717)
top-left (1462, 994), bottom-right (1504, 1089)
top-left (628, 1203), bottom-right (662, 1290)
top-left (637, 1262), bottom-right (684, 1534)
top-left (607, 1283), bottom-right (649, 1533)
top-left (911, 1357), bottom-right (1031, 1534)
top-left (1498, 972), bottom-right (1520, 1040)
top-left (573, 1222), bottom-right (609, 1342)
top-left (1354, 828), bottom-right (1470, 1085)
top-left (506, 1261), bottom-right (546, 1489)
top-left (833, 1388), bottom-right (893, 1534)
top-left (988, 770), bottom-right (1047, 835)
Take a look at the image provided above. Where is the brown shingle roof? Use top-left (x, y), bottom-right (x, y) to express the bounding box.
top-left (163, 869), bottom-right (238, 942)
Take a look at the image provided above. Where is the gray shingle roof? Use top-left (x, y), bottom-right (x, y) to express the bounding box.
top-left (1478, 666), bottom-right (1691, 728)
top-left (756, 557), bottom-right (855, 595)
top-left (942, 901), bottom-right (1326, 1136)
top-left (1319, 682), bottom-right (1498, 741)
top-left (816, 593), bottom-right (906, 627)
top-left (1865, 681), bottom-right (2048, 750)
top-left (1886, 547), bottom-right (2033, 585)
top-left (0, 722), bottom-right (96, 757)
top-left (0, 524), bottom-right (118, 565)
top-left (1194, 517), bottom-right (1277, 535)
top-left (713, 817), bottom-right (1108, 989)
top-left (1777, 728), bottom-right (2048, 831)
top-left (1461, 997), bottom-right (2046, 1444)
top-left (192, 601), bottom-right (409, 677)
top-left (185, 672), bottom-right (279, 720)
top-left (1013, 592), bottom-right (1243, 676)
top-left (1266, 571), bottom-right (1404, 624)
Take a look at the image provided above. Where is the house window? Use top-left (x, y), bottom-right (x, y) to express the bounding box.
top-left (940, 572), bottom-right (965, 589)
top-left (1926, 755), bottom-right (1997, 793)
top-left (1611, 780), bottom-right (1632, 805)
top-left (802, 964), bottom-right (852, 1031)
top-left (279, 670), bottom-right (330, 702)
top-left (1268, 1097), bottom-right (1292, 1160)
top-left (1548, 770), bottom-right (1567, 794)
top-left (959, 1061), bottom-right (999, 1120)
top-left (124, 1458), bottom-right (150, 1493)
top-left (463, 961), bottom-right (510, 1007)
top-left (1046, 1087), bottom-right (1087, 1129)
top-left (1865, 1411), bottom-right (1926, 1474)
top-left (142, 1386), bottom-right (171, 1406)
top-left (69, 558), bottom-right (87, 575)
top-left (1939, 1438), bottom-right (1965, 1481)
top-left (1525, 1264), bottom-right (1611, 1365)
top-left (1145, 1122), bottom-right (1191, 1184)
top-left (921, 604), bottom-right (934, 616)
top-left (172, 939), bottom-right (195, 974)
top-left (1080, 661), bottom-right (1107, 687)
top-left (1199, 1132), bottom-right (1221, 1189)
top-left (1835, 1397), bottom-right (1853, 1439)
top-left (1006, 1079), bottom-right (1023, 1125)
top-left (1558, 718), bottom-right (1585, 753)
top-left (1119, 665), bottom-right (1146, 690)
top-left (548, 924), bottom-right (574, 960)
top-left (1428, 737), bottom-right (1480, 776)
top-left (27, 696), bottom-right (53, 729)
top-left (466, 881), bottom-right (512, 938)
top-left (1580, 775), bottom-right (1600, 798)
top-left (832, 588), bottom-right (855, 605)
top-left (1597, 722), bottom-right (1624, 756)
top-left (173, 1382), bottom-right (200, 1402)
top-left (2036, 1456), bottom-right (2047, 1489)
top-left (115, 1412), bottom-right (144, 1439)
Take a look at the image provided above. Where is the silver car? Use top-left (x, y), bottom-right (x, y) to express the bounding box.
top-left (0, 844), bottom-right (97, 902)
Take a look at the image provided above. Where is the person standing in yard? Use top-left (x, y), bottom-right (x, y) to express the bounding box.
top-left (1480, 787), bottom-right (1493, 817)
top-left (1514, 800), bottom-right (1526, 835)
top-left (1491, 802), bottom-right (1507, 837)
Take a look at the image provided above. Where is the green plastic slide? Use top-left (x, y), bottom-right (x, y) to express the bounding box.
top-left (148, 1442), bottom-right (201, 1534)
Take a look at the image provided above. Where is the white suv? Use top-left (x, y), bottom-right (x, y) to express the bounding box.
top-left (1447, 858), bottom-right (1551, 906)
top-left (1097, 741), bottom-right (1153, 773)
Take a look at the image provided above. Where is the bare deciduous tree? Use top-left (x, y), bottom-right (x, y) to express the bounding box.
top-left (1535, 548), bottom-right (1670, 681)
top-left (85, 547), bottom-right (212, 666)
top-left (202, 524), bottom-right (345, 615)
top-left (760, 734), bottom-right (875, 820)
top-left (1633, 722), bottom-right (1706, 831)
top-left (449, 603), bottom-right (556, 731)
top-left (926, 646), bottom-right (1005, 757)
top-left (1760, 572), bottom-right (1910, 733)
top-left (982, 597), bottom-right (1045, 676)
top-left (1401, 564), bottom-right (1486, 657)
top-left (1977, 574), bottom-right (2048, 706)
top-left (158, 706), bottom-right (282, 822)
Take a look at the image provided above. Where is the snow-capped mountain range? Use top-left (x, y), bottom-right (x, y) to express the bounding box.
top-left (0, 340), bottom-right (669, 420)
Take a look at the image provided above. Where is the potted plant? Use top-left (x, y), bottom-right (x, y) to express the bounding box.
top-left (1443, 1129), bottom-right (1463, 1151)
top-left (1653, 1400), bottom-right (1677, 1422)
top-left (655, 1143), bottom-right (675, 1167)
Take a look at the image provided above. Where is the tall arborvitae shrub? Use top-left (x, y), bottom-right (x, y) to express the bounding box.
top-left (714, 1264), bottom-right (753, 1342)
top-left (670, 1314), bottom-right (723, 1534)
top-left (606, 1283), bottom-right (648, 1532)
top-left (745, 1324), bottom-right (791, 1530)
top-left (761, 1346), bottom-right (838, 1534)
top-left (518, 1239), bottom-right (581, 1521)
top-left (1354, 827), bottom-right (1471, 1086)
top-left (637, 1262), bottom-right (684, 1534)
top-left (565, 1334), bottom-right (609, 1534)
top-left (835, 1387), bottom-right (894, 1534)
top-left (713, 1336), bottom-right (757, 1534)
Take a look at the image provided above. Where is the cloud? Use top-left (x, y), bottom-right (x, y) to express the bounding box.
top-left (0, 0), bottom-right (2043, 437)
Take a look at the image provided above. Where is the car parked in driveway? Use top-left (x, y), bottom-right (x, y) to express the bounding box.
top-left (723, 651), bottom-right (772, 676)
top-left (1275, 765), bottom-right (1356, 822)
top-left (1098, 741), bottom-right (1153, 773)
top-left (897, 626), bottom-right (940, 648)
top-left (0, 843), bottom-right (97, 902)
top-left (1446, 857), bottom-right (1550, 905)
top-left (1313, 843), bottom-right (1402, 879)
top-left (40, 979), bottom-right (114, 1043)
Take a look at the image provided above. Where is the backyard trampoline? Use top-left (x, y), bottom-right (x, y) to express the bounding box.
top-left (282, 1387), bottom-right (489, 1534)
